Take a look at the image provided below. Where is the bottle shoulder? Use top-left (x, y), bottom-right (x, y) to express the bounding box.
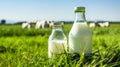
top-left (49, 29), bottom-right (67, 40)
top-left (69, 23), bottom-right (92, 36)
top-left (70, 23), bottom-right (91, 31)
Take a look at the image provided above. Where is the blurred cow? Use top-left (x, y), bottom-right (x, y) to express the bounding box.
top-left (49, 21), bottom-right (54, 28)
top-left (35, 20), bottom-right (51, 29)
top-left (22, 22), bottom-right (31, 29)
top-left (98, 22), bottom-right (109, 27)
top-left (89, 23), bottom-right (96, 27)
top-left (35, 20), bottom-right (65, 29)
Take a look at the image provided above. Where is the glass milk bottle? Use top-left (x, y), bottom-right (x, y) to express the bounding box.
top-left (68, 7), bottom-right (92, 56)
top-left (48, 24), bottom-right (67, 58)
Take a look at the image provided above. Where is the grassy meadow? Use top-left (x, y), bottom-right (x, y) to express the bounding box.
top-left (0, 23), bottom-right (120, 67)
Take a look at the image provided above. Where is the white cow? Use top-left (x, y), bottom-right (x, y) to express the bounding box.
top-left (49, 21), bottom-right (54, 28)
top-left (89, 23), bottom-right (96, 27)
top-left (98, 22), bottom-right (109, 27)
top-left (35, 20), bottom-right (50, 29)
top-left (22, 22), bottom-right (31, 29)
top-left (104, 22), bottom-right (109, 27)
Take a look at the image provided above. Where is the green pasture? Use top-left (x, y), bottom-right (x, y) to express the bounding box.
top-left (0, 23), bottom-right (120, 67)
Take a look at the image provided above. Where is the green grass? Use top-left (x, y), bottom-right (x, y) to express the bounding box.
top-left (0, 23), bottom-right (120, 67)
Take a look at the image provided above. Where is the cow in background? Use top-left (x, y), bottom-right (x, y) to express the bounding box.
top-left (22, 22), bottom-right (31, 29)
top-left (49, 21), bottom-right (54, 28)
top-left (89, 22), bottom-right (109, 27)
top-left (35, 20), bottom-right (51, 29)
top-left (35, 20), bottom-right (65, 29)
top-left (98, 22), bottom-right (109, 27)
top-left (89, 23), bottom-right (96, 27)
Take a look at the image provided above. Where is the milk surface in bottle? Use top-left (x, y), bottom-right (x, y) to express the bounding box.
top-left (68, 7), bottom-right (92, 56)
top-left (48, 23), bottom-right (67, 58)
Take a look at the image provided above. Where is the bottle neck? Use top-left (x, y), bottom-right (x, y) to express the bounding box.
top-left (75, 12), bottom-right (86, 23)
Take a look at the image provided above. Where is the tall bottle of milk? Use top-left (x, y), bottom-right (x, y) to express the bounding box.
top-left (48, 23), bottom-right (67, 58)
top-left (68, 7), bottom-right (92, 56)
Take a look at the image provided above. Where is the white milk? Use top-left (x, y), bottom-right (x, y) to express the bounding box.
top-left (48, 40), bottom-right (67, 58)
top-left (69, 22), bottom-right (92, 55)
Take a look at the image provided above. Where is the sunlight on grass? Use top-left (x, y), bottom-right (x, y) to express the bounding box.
top-left (0, 23), bottom-right (120, 66)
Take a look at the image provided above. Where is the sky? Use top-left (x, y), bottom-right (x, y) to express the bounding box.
top-left (0, 0), bottom-right (120, 22)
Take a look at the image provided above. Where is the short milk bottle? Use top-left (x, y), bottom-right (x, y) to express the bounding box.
top-left (68, 7), bottom-right (92, 56)
top-left (48, 23), bottom-right (67, 58)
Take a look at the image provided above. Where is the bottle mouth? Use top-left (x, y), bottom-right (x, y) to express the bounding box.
top-left (74, 7), bottom-right (85, 12)
top-left (52, 25), bottom-right (62, 29)
top-left (54, 22), bottom-right (63, 25)
top-left (52, 22), bottom-right (64, 29)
